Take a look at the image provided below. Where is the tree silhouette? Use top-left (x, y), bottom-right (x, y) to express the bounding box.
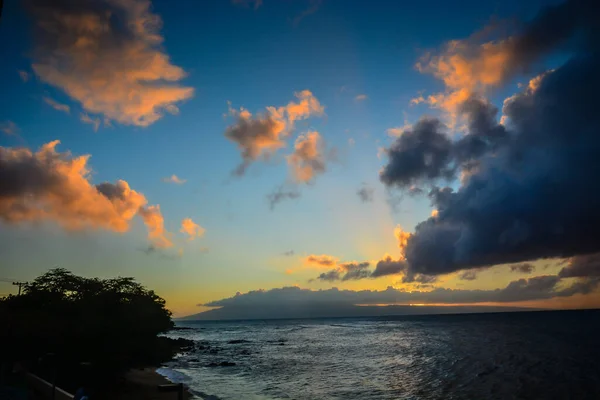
top-left (0, 268), bottom-right (186, 393)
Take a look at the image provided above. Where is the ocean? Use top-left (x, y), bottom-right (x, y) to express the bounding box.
top-left (159, 310), bottom-right (600, 399)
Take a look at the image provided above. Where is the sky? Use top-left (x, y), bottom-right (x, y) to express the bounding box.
top-left (1, 0), bottom-right (599, 318)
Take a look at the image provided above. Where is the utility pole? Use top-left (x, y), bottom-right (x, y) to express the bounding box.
top-left (12, 281), bottom-right (26, 295)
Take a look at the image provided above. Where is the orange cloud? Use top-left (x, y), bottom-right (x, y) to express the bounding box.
top-left (180, 218), bottom-right (205, 240)
top-left (225, 90), bottom-right (324, 175)
top-left (138, 205), bottom-right (172, 248)
top-left (386, 124), bottom-right (412, 137)
top-left (394, 225), bottom-right (411, 259)
top-left (355, 94), bottom-right (368, 101)
top-left (413, 29), bottom-right (518, 127)
top-left (287, 131), bottom-right (326, 183)
top-left (0, 141), bottom-right (171, 247)
top-left (28, 0), bottom-right (194, 127)
top-left (43, 97), bottom-right (70, 114)
top-left (305, 254), bottom-right (339, 268)
top-left (275, 89), bottom-right (324, 124)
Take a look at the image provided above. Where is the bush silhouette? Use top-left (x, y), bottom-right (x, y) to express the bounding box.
top-left (0, 268), bottom-right (186, 392)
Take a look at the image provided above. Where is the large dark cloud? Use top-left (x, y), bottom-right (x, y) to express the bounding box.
top-left (380, 0), bottom-right (600, 277)
top-left (402, 54), bottom-right (600, 276)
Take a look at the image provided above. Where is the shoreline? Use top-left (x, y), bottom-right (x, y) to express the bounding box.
top-left (106, 367), bottom-right (194, 400)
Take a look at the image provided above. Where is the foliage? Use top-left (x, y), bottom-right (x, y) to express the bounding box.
top-left (0, 268), bottom-right (181, 390)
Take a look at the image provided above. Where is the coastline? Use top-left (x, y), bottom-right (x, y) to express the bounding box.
top-left (106, 368), bottom-right (194, 400)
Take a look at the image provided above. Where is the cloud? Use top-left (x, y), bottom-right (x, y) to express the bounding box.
top-left (357, 184), bottom-right (374, 203)
top-left (0, 141), bottom-right (171, 247)
top-left (287, 131), bottom-right (326, 183)
top-left (379, 118), bottom-right (454, 188)
top-left (225, 90), bottom-right (324, 175)
top-left (371, 256), bottom-right (406, 278)
top-left (292, 0), bottom-right (322, 27)
top-left (18, 70), bottom-right (30, 82)
top-left (231, 0), bottom-right (263, 9)
top-left (0, 121), bottom-right (19, 136)
top-left (140, 244), bottom-right (182, 260)
top-left (162, 174), bottom-right (186, 184)
top-left (355, 94), bottom-right (367, 102)
top-left (180, 217), bottom-right (205, 240)
top-left (394, 225), bottom-right (411, 254)
top-left (379, 1), bottom-right (600, 279)
top-left (137, 205), bottom-right (172, 248)
top-left (459, 271), bottom-right (478, 280)
top-left (267, 185), bottom-right (301, 210)
top-left (510, 263), bottom-right (535, 274)
top-left (79, 113), bottom-right (100, 132)
top-left (204, 275), bottom-right (600, 308)
top-left (313, 262), bottom-right (372, 282)
top-left (380, 98), bottom-right (508, 190)
top-left (26, 0), bottom-right (194, 127)
top-left (559, 253), bottom-right (600, 278)
top-left (386, 124), bottom-right (412, 137)
top-left (413, 0), bottom-right (598, 125)
top-left (306, 254), bottom-right (339, 268)
top-left (43, 97), bottom-right (70, 114)
top-left (397, 55), bottom-right (600, 277)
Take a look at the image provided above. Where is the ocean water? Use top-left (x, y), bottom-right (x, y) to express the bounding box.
top-left (159, 310), bottom-right (600, 400)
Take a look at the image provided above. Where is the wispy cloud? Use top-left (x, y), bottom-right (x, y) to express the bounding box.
top-left (18, 70), bottom-right (30, 82)
top-left (305, 254), bottom-right (339, 268)
top-left (27, 0), bottom-right (194, 127)
top-left (267, 185), bottom-right (301, 210)
top-left (292, 0), bottom-right (322, 27)
top-left (231, 0), bottom-right (263, 10)
top-left (162, 174), bottom-right (187, 184)
top-left (356, 183), bottom-right (374, 203)
top-left (0, 121), bottom-right (19, 136)
top-left (80, 113), bottom-right (100, 132)
top-left (43, 97), bottom-right (70, 114)
top-left (355, 94), bottom-right (368, 102)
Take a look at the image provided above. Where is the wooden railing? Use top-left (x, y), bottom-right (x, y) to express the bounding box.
top-left (25, 372), bottom-right (74, 400)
